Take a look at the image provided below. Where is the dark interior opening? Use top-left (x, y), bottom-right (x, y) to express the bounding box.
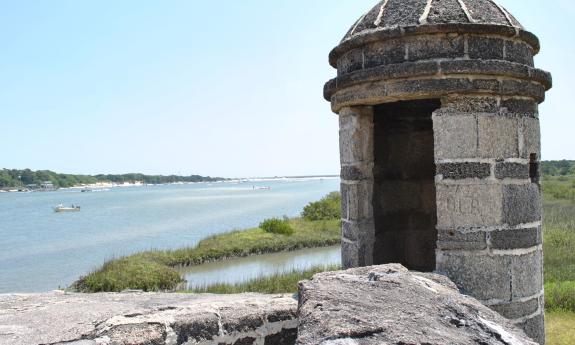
top-left (372, 99), bottom-right (441, 272)
top-left (530, 153), bottom-right (540, 184)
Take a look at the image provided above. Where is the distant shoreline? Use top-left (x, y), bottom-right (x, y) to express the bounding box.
top-left (0, 175), bottom-right (340, 194)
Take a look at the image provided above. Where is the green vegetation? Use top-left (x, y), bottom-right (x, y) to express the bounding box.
top-left (542, 193), bottom-right (575, 313)
top-left (188, 265), bottom-right (340, 294)
top-left (546, 311), bottom-right (575, 345)
top-left (541, 160), bottom-right (575, 177)
top-left (259, 217), bottom-right (294, 235)
top-left (0, 169), bottom-right (98, 188)
top-left (73, 217), bottom-right (340, 292)
top-left (542, 176), bottom-right (575, 202)
top-left (301, 191), bottom-right (341, 221)
top-left (0, 168), bottom-right (224, 189)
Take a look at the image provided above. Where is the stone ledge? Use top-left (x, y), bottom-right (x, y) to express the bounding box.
top-left (297, 264), bottom-right (539, 345)
top-left (329, 23), bottom-right (541, 67)
top-left (325, 59), bottom-right (551, 103)
top-left (0, 292), bottom-right (297, 345)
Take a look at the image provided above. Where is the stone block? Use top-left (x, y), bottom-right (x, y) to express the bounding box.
top-left (337, 48), bottom-right (363, 75)
top-left (234, 337), bottom-right (257, 345)
top-left (266, 309), bottom-right (297, 323)
top-left (426, 0), bottom-right (468, 24)
top-left (222, 313), bottom-right (264, 334)
top-left (439, 59), bottom-right (528, 77)
top-left (407, 34), bottom-right (465, 61)
top-left (403, 229), bottom-right (438, 271)
top-left (437, 229), bottom-right (487, 250)
top-left (468, 36), bottom-right (504, 60)
top-left (342, 220), bottom-right (374, 243)
top-left (420, 181), bottom-right (437, 214)
top-left (521, 117), bottom-right (541, 158)
top-left (363, 39), bottom-right (406, 69)
top-left (505, 40), bottom-right (534, 66)
top-left (502, 184), bottom-right (541, 226)
top-left (376, 211), bottom-right (436, 234)
top-left (501, 98), bottom-right (538, 117)
top-left (341, 182), bottom-right (373, 221)
top-left (380, 0), bottom-right (428, 27)
top-left (433, 114), bottom-right (478, 159)
top-left (501, 79), bottom-right (545, 100)
top-left (374, 118), bottom-right (435, 180)
top-left (472, 78), bottom-right (501, 92)
top-left (297, 264), bottom-right (539, 345)
top-left (463, 0), bottom-right (510, 25)
top-left (437, 252), bottom-right (511, 300)
top-left (478, 115), bottom-right (519, 159)
top-left (441, 96), bottom-right (499, 113)
top-left (518, 312), bottom-right (545, 345)
top-left (341, 240), bottom-right (373, 268)
top-left (341, 240), bottom-right (359, 269)
top-left (436, 184), bottom-right (502, 228)
top-left (490, 227), bottom-right (542, 250)
top-left (373, 231), bottom-right (404, 265)
top-left (388, 78), bottom-right (473, 97)
top-left (511, 249), bottom-right (543, 299)
top-left (374, 181), bottom-right (421, 213)
top-left (340, 164), bottom-right (372, 181)
top-left (437, 162), bottom-right (491, 180)
top-left (264, 328), bottom-right (297, 345)
top-left (495, 162), bottom-right (530, 179)
top-left (173, 313), bottom-right (220, 343)
top-left (339, 107), bottom-right (374, 164)
top-left (490, 297), bottom-right (540, 320)
top-left (374, 229), bottom-right (436, 271)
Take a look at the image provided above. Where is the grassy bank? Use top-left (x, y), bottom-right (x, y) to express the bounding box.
top-left (73, 218), bottom-right (340, 292)
top-left (188, 265), bottom-right (340, 295)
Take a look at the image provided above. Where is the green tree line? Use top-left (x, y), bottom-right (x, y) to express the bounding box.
top-left (0, 169), bottom-right (225, 189)
top-left (541, 161), bottom-right (575, 176)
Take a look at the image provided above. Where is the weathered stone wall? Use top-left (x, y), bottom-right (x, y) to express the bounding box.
top-left (434, 94), bottom-right (544, 344)
top-left (0, 292), bottom-right (297, 345)
top-left (340, 106), bottom-right (376, 269)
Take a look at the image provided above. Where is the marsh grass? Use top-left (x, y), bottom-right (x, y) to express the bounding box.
top-left (73, 218), bottom-right (340, 292)
top-left (543, 176), bottom-right (575, 202)
top-left (546, 311), bottom-right (575, 345)
top-left (543, 199), bottom-right (575, 313)
top-left (187, 265), bottom-right (340, 294)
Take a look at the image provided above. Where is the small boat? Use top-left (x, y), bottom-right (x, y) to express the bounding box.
top-left (81, 188), bottom-right (93, 193)
top-left (54, 204), bottom-right (81, 213)
top-left (253, 186), bottom-right (271, 190)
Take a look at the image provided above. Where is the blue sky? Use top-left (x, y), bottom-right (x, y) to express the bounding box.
top-left (0, 0), bottom-right (572, 177)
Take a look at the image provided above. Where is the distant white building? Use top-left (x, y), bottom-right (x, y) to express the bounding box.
top-left (40, 181), bottom-right (55, 191)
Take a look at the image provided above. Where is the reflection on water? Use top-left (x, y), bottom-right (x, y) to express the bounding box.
top-left (178, 246), bottom-right (341, 289)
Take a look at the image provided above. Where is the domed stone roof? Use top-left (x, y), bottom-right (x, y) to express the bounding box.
top-left (343, 0), bottom-right (523, 42)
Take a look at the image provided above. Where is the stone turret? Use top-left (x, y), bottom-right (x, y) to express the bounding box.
top-left (324, 0), bottom-right (552, 343)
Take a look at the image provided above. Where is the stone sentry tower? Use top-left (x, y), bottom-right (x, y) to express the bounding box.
top-left (324, 0), bottom-right (552, 343)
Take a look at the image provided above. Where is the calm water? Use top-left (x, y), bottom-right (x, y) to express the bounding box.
top-left (178, 246), bottom-right (341, 289)
top-left (0, 178), bottom-right (341, 293)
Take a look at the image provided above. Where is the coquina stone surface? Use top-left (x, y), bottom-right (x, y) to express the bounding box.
top-left (297, 264), bottom-right (538, 345)
top-left (0, 292), bottom-right (297, 345)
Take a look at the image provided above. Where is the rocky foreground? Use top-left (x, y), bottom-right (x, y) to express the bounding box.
top-left (0, 265), bottom-right (539, 345)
